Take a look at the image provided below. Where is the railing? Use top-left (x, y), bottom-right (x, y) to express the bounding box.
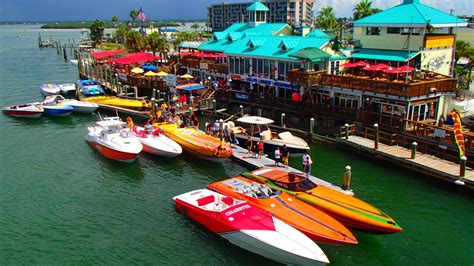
top-left (287, 69), bottom-right (325, 84)
top-left (362, 126), bottom-right (398, 145)
top-left (180, 58), bottom-right (228, 74)
top-left (339, 124), bottom-right (357, 138)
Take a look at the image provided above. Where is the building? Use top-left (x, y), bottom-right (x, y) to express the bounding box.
top-left (208, 0), bottom-right (314, 32)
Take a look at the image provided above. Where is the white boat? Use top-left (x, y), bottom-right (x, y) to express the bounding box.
top-left (173, 189), bottom-right (329, 265)
top-left (231, 116), bottom-right (310, 156)
top-left (2, 103), bottom-right (43, 118)
top-left (85, 117), bottom-right (143, 162)
top-left (44, 95), bottom-right (98, 114)
top-left (133, 126), bottom-right (182, 157)
top-left (58, 83), bottom-right (76, 95)
top-left (40, 83), bottom-right (61, 97)
top-left (69, 59), bottom-right (78, 65)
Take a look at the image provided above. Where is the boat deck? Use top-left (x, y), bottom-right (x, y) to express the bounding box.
top-left (338, 135), bottom-right (474, 189)
top-left (232, 145), bottom-right (354, 195)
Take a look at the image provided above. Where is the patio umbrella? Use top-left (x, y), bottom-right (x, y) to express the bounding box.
top-left (180, 74), bottom-right (194, 79)
top-left (353, 61), bottom-right (369, 67)
top-left (144, 71), bottom-right (159, 76)
top-left (373, 63), bottom-right (390, 69)
top-left (342, 62), bottom-right (356, 68)
top-left (364, 65), bottom-right (384, 71)
top-left (156, 71), bottom-right (169, 77)
top-left (131, 67), bottom-right (144, 74)
top-left (383, 67), bottom-right (403, 74)
top-left (396, 65), bottom-right (414, 72)
top-left (142, 64), bottom-right (158, 71)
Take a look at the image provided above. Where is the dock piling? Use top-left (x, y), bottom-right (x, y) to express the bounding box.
top-left (257, 108), bottom-right (262, 117)
top-left (213, 99), bottom-right (216, 114)
top-left (342, 165), bottom-right (352, 191)
top-left (374, 123), bottom-right (379, 150)
top-left (310, 118), bottom-right (315, 134)
top-left (460, 156), bottom-right (467, 177)
top-left (240, 105), bottom-right (243, 117)
top-left (281, 113), bottom-right (285, 128)
top-left (219, 119), bottom-right (224, 141)
top-left (345, 123), bottom-right (349, 140)
top-left (63, 45), bottom-right (67, 61)
top-left (411, 142), bottom-right (417, 159)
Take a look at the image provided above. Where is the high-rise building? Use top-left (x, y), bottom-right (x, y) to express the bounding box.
top-left (208, 0), bottom-right (314, 32)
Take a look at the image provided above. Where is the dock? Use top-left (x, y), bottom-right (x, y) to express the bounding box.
top-left (231, 145), bottom-right (354, 195)
top-left (337, 135), bottom-right (474, 189)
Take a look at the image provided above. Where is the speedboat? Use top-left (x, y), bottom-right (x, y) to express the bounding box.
top-left (2, 103), bottom-right (43, 118)
top-left (82, 96), bottom-right (150, 110)
top-left (76, 79), bottom-right (105, 97)
top-left (43, 95), bottom-right (98, 114)
top-left (173, 189), bottom-right (329, 264)
top-left (40, 83), bottom-right (61, 97)
top-left (132, 125), bottom-right (182, 157)
top-left (58, 83), bottom-right (76, 95)
top-left (41, 98), bottom-right (73, 116)
top-left (231, 116), bottom-right (309, 156)
top-left (246, 168), bottom-right (403, 234)
top-left (158, 123), bottom-right (232, 161)
top-left (85, 117), bottom-right (142, 162)
top-left (208, 176), bottom-right (357, 245)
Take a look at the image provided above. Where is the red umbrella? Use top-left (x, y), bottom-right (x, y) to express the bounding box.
top-left (396, 65), bottom-right (414, 72)
top-left (342, 62), bottom-right (356, 68)
top-left (363, 64), bottom-right (384, 71)
top-left (353, 61), bottom-right (369, 67)
top-left (383, 67), bottom-right (403, 74)
top-left (179, 51), bottom-right (192, 56)
top-left (373, 63), bottom-right (390, 69)
top-left (215, 53), bottom-right (227, 58)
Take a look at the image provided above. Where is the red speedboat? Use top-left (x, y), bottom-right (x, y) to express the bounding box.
top-left (2, 103), bottom-right (43, 118)
top-left (173, 189), bottom-right (329, 265)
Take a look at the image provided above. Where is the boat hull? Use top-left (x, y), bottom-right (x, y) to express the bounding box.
top-left (42, 105), bottom-right (73, 116)
top-left (134, 129), bottom-right (182, 157)
top-left (86, 140), bottom-right (139, 163)
top-left (235, 134), bottom-right (309, 156)
top-left (2, 110), bottom-right (42, 118)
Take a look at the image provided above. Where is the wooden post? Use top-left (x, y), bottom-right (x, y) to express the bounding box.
top-left (460, 156), bottom-right (467, 177)
top-left (374, 123), bottom-right (379, 150)
top-left (63, 45), bottom-right (67, 61)
top-left (104, 68), bottom-right (108, 89)
top-left (189, 107), bottom-right (193, 126)
top-left (115, 75), bottom-right (120, 94)
top-left (219, 119), bottom-right (224, 141)
top-left (134, 86), bottom-right (138, 99)
top-left (240, 105), bottom-right (243, 117)
top-left (281, 113), bottom-right (285, 128)
top-left (257, 108), bottom-right (262, 117)
top-left (151, 98), bottom-right (156, 115)
top-left (213, 99), bottom-right (216, 114)
top-left (310, 118), bottom-right (315, 135)
top-left (345, 123), bottom-right (349, 140)
top-left (342, 166), bottom-right (352, 191)
top-left (411, 142), bottom-right (417, 159)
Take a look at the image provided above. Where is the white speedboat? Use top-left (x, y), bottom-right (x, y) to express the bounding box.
top-left (85, 117), bottom-right (143, 162)
top-left (44, 95), bottom-right (98, 114)
top-left (2, 103), bottom-right (43, 118)
top-left (133, 126), bottom-right (182, 157)
top-left (59, 83), bottom-right (76, 95)
top-left (231, 116), bottom-right (310, 156)
top-left (40, 83), bottom-right (61, 97)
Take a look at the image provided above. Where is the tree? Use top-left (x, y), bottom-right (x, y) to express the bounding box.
top-left (173, 32), bottom-right (197, 49)
top-left (353, 0), bottom-right (379, 20)
top-left (111, 16), bottom-right (119, 28)
top-left (145, 32), bottom-right (168, 58)
top-left (191, 23), bottom-right (199, 32)
top-left (316, 6), bottom-right (337, 30)
top-left (89, 19), bottom-right (106, 47)
top-left (455, 40), bottom-right (473, 62)
top-left (115, 24), bottom-right (130, 44)
top-left (129, 10), bottom-right (138, 27)
top-left (126, 30), bottom-right (145, 52)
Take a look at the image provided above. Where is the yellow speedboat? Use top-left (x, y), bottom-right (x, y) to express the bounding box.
top-left (82, 96), bottom-right (151, 110)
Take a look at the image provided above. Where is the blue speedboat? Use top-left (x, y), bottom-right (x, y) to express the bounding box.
top-left (42, 102), bottom-right (74, 116)
top-left (76, 79), bottom-right (105, 97)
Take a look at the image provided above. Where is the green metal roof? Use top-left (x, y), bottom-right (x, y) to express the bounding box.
top-left (353, 0), bottom-right (468, 27)
top-left (306, 29), bottom-right (329, 38)
top-left (247, 1), bottom-right (269, 11)
top-left (288, 48), bottom-right (331, 62)
top-left (351, 49), bottom-right (420, 62)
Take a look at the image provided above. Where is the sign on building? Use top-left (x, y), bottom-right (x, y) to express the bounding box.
top-left (425, 35), bottom-right (455, 49)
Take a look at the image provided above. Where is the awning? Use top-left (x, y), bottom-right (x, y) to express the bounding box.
top-left (178, 41), bottom-right (202, 49)
top-left (90, 49), bottom-right (124, 59)
top-left (351, 49), bottom-right (420, 62)
top-left (107, 52), bottom-right (161, 65)
top-left (176, 83), bottom-right (205, 91)
top-left (288, 48), bottom-right (331, 62)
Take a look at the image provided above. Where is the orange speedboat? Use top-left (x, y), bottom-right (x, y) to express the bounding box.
top-left (208, 176), bottom-right (357, 245)
top-left (245, 168), bottom-right (402, 234)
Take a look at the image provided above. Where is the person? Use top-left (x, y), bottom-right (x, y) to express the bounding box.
top-left (205, 121), bottom-right (212, 134)
top-left (257, 139), bottom-right (264, 159)
top-left (281, 144), bottom-right (289, 168)
top-left (274, 147), bottom-right (281, 167)
top-left (302, 151), bottom-right (313, 178)
top-left (229, 129), bottom-right (238, 148)
top-left (144, 121), bottom-right (153, 134)
top-left (245, 135), bottom-right (253, 154)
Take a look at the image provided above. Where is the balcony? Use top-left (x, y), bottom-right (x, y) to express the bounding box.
top-left (287, 69), bottom-right (325, 85)
top-left (180, 57), bottom-right (228, 74)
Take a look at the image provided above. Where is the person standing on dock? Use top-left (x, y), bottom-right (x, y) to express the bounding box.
top-left (281, 144), bottom-right (289, 168)
top-left (274, 147), bottom-right (281, 167)
top-left (257, 139), bottom-right (264, 159)
top-left (245, 136), bottom-right (253, 155)
top-left (302, 151), bottom-right (313, 178)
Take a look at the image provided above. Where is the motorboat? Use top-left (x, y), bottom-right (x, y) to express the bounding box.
top-left (76, 79), bottom-right (105, 97)
top-left (41, 98), bottom-right (73, 116)
top-left (132, 125), bottom-right (182, 157)
top-left (158, 123), bottom-right (232, 160)
top-left (40, 83), bottom-right (61, 97)
top-left (58, 83), bottom-right (76, 95)
top-left (245, 168), bottom-right (403, 234)
top-left (2, 103), bottom-right (43, 118)
top-left (231, 116), bottom-right (309, 156)
top-left (82, 96), bottom-right (151, 110)
top-left (208, 176), bottom-right (357, 245)
top-left (43, 95), bottom-right (98, 114)
top-left (173, 189), bottom-right (329, 265)
top-left (85, 116), bottom-right (142, 162)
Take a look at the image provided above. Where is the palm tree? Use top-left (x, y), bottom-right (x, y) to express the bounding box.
top-left (455, 40), bottom-right (473, 61)
top-left (111, 16), bottom-right (119, 28)
top-left (129, 10), bottom-right (138, 27)
top-left (126, 30), bottom-right (145, 52)
top-left (353, 0), bottom-right (379, 20)
top-left (191, 23), bottom-right (200, 32)
top-left (316, 6), bottom-right (337, 30)
top-left (115, 24), bottom-right (130, 44)
top-left (145, 32), bottom-right (168, 57)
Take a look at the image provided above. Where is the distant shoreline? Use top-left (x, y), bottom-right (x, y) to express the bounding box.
top-left (0, 20), bottom-right (206, 29)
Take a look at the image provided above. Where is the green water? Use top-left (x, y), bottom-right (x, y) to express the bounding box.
top-left (1, 25), bottom-right (473, 265)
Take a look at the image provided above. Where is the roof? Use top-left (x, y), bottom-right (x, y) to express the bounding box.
top-left (353, 0), bottom-right (468, 27)
top-left (176, 83), bottom-right (205, 91)
top-left (178, 41), bottom-right (202, 49)
top-left (306, 29), bottom-right (329, 38)
top-left (289, 48), bottom-right (331, 62)
top-left (247, 1), bottom-right (269, 11)
top-left (351, 49), bottom-right (420, 62)
top-left (160, 28), bottom-right (177, 32)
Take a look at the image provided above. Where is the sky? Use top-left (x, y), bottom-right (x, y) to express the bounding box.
top-left (0, 0), bottom-right (472, 21)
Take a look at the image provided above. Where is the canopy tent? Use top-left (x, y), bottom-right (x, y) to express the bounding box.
top-left (288, 47), bottom-right (331, 62)
top-left (144, 71), bottom-right (159, 76)
top-left (351, 49), bottom-right (420, 62)
top-left (90, 49), bottom-right (124, 59)
top-left (131, 67), bottom-right (144, 74)
top-left (180, 74), bottom-right (194, 79)
top-left (107, 52), bottom-right (161, 65)
top-left (237, 116), bottom-right (274, 125)
top-left (142, 64), bottom-right (158, 71)
top-left (156, 71), bottom-right (169, 77)
top-left (176, 83), bottom-right (205, 91)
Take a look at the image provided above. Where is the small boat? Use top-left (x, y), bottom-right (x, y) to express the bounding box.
top-left (246, 168), bottom-right (403, 234)
top-left (43, 95), bottom-right (98, 114)
top-left (82, 96), bottom-right (151, 110)
top-left (40, 83), bottom-right (61, 97)
top-left (208, 176), bottom-right (357, 245)
top-left (69, 59), bottom-right (78, 65)
top-left (58, 83), bottom-right (76, 95)
top-left (231, 116), bottom-right (310, 156)
top-left (85, 117), bottom-right (143, 162)
top-left (132, 125), bottom-right (182, 157)
top-left (76, 79), bottom-right (105, 97)
top-left (158, 123), bottom-right (232, 161)
top-left (41, 99), bottom-right (73, 116)
top-left (2, 103), bottom-right (43, 118)
top-left (173, 189), bottom-right (329, 264)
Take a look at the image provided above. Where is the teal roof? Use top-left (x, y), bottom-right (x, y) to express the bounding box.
top-left (354, 0), bottom-right (468, 27)
top-left (288, 48), bottom-right (331, 62)
top-left (351, 49), bottom-right (420, 62)
top-left (247, 1), bottom-right (269, 11)
top-left (280, 39), bottom-right (299, 50)
top-left (228, 32), bottom-right (245, 41)
top-left (247, 38), bottom-right (266, 48)
top-left (306, 29), bottom-right (329, 38)
top-left (213, 32), bottom-right (226, 40)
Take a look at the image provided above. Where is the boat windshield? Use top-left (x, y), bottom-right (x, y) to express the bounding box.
top-left (272, 174), bottom-right (317, 192)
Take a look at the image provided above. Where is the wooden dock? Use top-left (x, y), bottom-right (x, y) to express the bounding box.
top-left (337, 135), bottom-right (474, 189)
top-left (231, 145), bottom-right (354, 195)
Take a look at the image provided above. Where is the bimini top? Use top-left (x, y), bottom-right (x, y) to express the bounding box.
top-left (237, 116), bottom-right (274, 125)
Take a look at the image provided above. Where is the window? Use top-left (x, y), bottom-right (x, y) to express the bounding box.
top-left (330, 61), bottom-right (340, 75)
top-left (366, 27), bottom-right (380, 35)
top-left (387, 27), bottom-right (401, 34)
top-left (401, 27), bottom-right (421, 35)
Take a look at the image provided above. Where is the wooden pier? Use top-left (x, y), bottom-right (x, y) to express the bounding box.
top-left (337, 135), bottom-right (474, 189)
top-left (232, 145), bottom-right (354, 195)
